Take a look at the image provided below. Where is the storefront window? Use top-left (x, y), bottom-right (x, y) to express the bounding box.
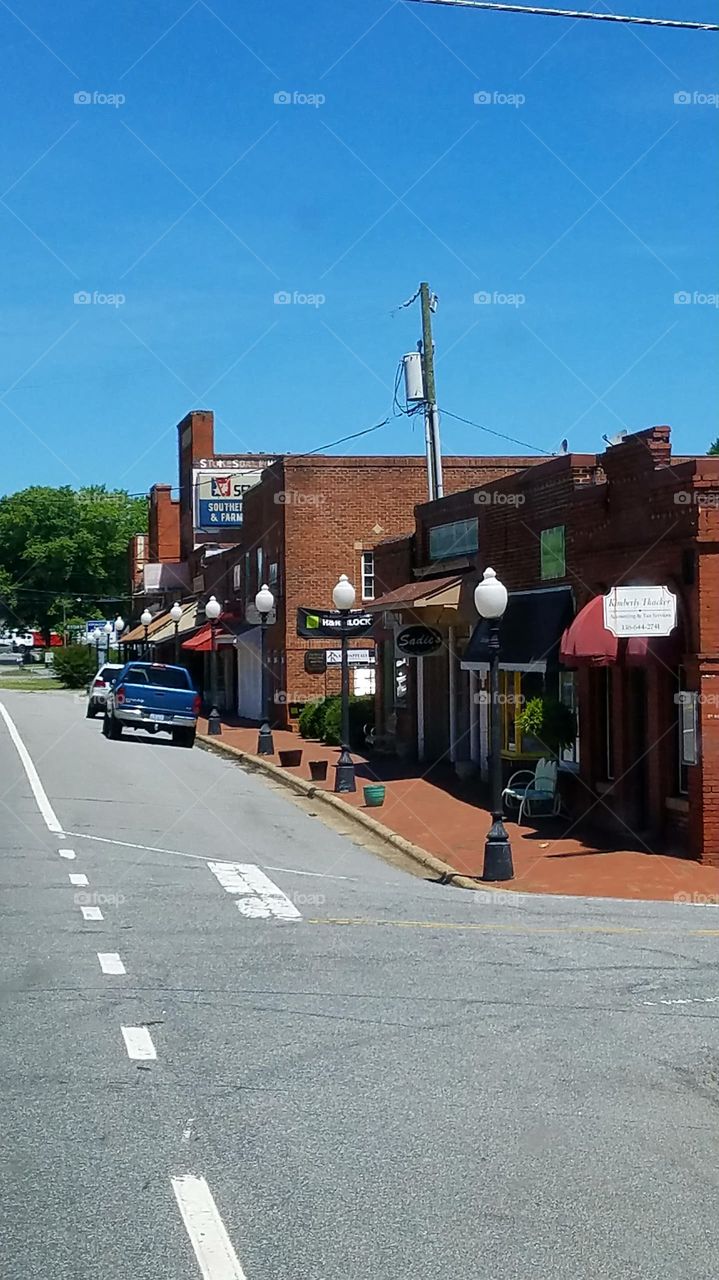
top-left (675, 668), bottom-right (695, 792)
top-left (500, 669), bottom-right (544, 756)
top-left (559, 669), bottom-right (580, 767)
top-left (428, 518), bottom-right (478, 562)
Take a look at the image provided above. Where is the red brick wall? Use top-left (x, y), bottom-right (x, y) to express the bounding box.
top-left (149, 484), bottom-right (181, 563)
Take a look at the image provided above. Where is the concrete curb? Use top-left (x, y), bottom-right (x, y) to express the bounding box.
top-left (197, 734), bottom-right (482, 891)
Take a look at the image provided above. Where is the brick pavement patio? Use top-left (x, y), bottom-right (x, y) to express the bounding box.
top-left (198, 718), bottom-right (719, 903)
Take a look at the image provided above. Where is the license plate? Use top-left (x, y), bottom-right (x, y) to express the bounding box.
top-left (151, 713), bottom-right (170, 722)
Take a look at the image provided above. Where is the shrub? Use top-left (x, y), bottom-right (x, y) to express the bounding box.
top-left (53, 644), bottom-right (97, 689)
top-left (516, 696), bottom-right (576, 755)
top-left (322, 695), bottom-right (374, 748)
top-left (298, 696), bottom-right (330, 741)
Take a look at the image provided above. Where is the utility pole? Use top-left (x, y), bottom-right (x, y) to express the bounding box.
top-left (419, 282), bottom-right (444, 501)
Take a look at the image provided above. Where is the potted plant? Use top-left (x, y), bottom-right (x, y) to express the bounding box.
top-left (515, 696), bottom-right (577, 758)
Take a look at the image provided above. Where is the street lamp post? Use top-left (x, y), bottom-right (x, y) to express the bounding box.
top-left (114, 615), bottom-right (125, 665)
top-left (474, 566), bottom-right (514, 882)
top-left (140, 609), bottom-right (152, 659)
top-left (103, 621), bottom-right (113, 668)
top-left (205, 595), bottom-right (222, 737)
top-left (95, 630), bottom-right (101, 669)
top-left (170, 601), bottom-right (183, 666)
top-left (332, 573), bottom-right (356, 793)
top-left (255, 584), bottom-right (275, 755)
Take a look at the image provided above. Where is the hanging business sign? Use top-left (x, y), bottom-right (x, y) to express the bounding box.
top-left (603, 586), bottom-right (677, 637)
top-left (193, 461), bottom-right (270, 533)
top-left (395, 624), bottom-right (444, 657)
top-left (304, 650), bottom-right (327, 674)
top-left (326, 648), bottom-right (375, 666)
top-left (296, 607), bottom-right (375, 639)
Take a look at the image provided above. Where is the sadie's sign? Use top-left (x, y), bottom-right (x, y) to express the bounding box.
top-left (395, 624), bottom-right (444, 657)
top-left (603, 586), bottom-right (677, 638)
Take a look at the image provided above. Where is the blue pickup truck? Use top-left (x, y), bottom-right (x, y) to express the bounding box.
top-left (103, 662), bottom-right (201, 748)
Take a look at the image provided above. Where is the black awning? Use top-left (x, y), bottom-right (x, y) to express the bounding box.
top-left (462, 587), bottom-right (574, 669)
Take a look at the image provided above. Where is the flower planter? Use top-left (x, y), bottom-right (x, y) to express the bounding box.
top-left (308, 759), bottom-right (328, 782)
top-left (278, 749), bottom-right (303, 768)
top-left (363, 784), bottom-right (386, 808)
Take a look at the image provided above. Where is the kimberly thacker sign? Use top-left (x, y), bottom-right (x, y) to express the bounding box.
top-left (603, 586), bottom-right (677, 638)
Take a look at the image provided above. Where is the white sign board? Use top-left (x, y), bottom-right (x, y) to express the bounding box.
top-left (603, 586), bottom-right (677, 637)
top-left (193, 466), bottom-right (265, 533)
top-left (326, 648), bottom-right (375, 666)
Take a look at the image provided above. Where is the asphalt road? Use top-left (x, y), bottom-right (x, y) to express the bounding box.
top-left (2, 689), bottom-right (719, 1279)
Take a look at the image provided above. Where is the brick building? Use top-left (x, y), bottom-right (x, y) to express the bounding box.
top-left (129, 408), bottom-right (541, 724)
top-left (368, 426), bottom-right (719, 866)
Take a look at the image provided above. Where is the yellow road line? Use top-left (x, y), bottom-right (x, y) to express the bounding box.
top-left (307, 916), bottom-right (719, 937)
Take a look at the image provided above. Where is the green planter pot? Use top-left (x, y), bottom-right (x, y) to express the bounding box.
top-left (363, 784), bottom-right (386, 808)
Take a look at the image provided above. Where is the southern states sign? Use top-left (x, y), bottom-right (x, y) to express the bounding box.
top-left (296, 607), bottom-right (374, 639)
top-left (603, 586), bottom-right (677, 637)
top-left (193, 459), bottom-right (273, 533)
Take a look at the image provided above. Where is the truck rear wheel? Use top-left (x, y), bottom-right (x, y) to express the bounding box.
top-left (173, 728), bottom-right (196, 748)
top-left (107, 715), bottom-right (122, 740)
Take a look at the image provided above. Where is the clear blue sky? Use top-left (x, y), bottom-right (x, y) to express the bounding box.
top-left (1, 0), bottom-right (717, 497)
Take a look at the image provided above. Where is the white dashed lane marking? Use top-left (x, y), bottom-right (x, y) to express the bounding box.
top-left (0, 701), bottom-right (62, 832)
top-left (59, 848), bottom-right (76, 860)
top-left (208, 861), bottom-right (301, 920)
top-left (98, 952), bottom-right (126, 975)
top-left (172, 1175), bottom-right (248, 1279)
top-left (121, 1026), bottom-right (157, 1060)
top-left (80, 905), bottom-right (103, 921)
top-left (69, 873), bottom-right (89, 887)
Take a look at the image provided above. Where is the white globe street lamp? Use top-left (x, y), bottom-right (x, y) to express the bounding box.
top-left (331, 574), bottom-right (357, 793)
top-left (254, 585), bottom-right (275, 755)
top-left (140, 609), bottom-right (152, 659)
top-left (473, 567), bottom-right (513, 882)
top-left (332, 574), bottom-right (356, 612)
top-left (205, 597), bottom-right (222, 735)
top-left (170, 602), bottom-right (182, 665)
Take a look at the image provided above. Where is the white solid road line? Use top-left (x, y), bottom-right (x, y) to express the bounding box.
top-left (121, 1026), bottom-right (157, 1060)
top-left (171, 1175), bottom-right (249, 1280)
top-left (208, 861), bottom-right (302, 920)
top-left (97, 952), bottom-right (126, 975)
top-left (80, 905), bottom-right (103, 921)
top-left (69, 873), bottom-right (89, 887)
top-left (0, 701), bottom-right (63, 832)
top-left (59, 848), bottom-right (76, 860)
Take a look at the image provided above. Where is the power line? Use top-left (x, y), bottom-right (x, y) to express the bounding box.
top-left (402, 0), bottom-right (719, 30)
top-left (440, 407), bottom-right (553, 454)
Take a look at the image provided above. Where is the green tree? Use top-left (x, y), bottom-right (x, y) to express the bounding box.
top-left (0, 486), bottom-right (147, 638)
top-left (709, 438), bottom-right (719, 455)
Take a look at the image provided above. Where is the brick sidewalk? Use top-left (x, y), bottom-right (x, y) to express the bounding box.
top-left (198, 718), bottom-right (719, 903)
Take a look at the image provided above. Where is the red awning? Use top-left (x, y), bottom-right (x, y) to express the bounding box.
top-left (182, 623), bottom-right (214, 652)
top-left (561, 596), bottom-right (683, 669)
top-left (560, 596), bottom-right (618, 668)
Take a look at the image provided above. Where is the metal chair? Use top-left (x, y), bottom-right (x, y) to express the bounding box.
top-left (502, 758), bottom-right (561, 824)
